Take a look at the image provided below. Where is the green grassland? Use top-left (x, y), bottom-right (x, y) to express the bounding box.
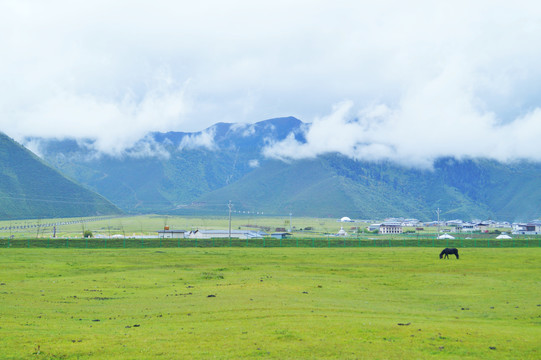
top-left (0, 248), bottom-right (539, 359)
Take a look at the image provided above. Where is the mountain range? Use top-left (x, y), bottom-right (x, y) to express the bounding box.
top-left (0, 132), bottom-right (121, 220)
top-left (22, 117), bottom-right (541, 222)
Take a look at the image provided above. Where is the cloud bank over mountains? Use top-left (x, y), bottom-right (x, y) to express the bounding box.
top-left (2, 1), bottom-right (541, 165)
top-left (264, 96), bottom-right (541, 168)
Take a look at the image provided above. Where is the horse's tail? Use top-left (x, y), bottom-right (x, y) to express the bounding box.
top-left (455, 250), bottom-right (459, 259)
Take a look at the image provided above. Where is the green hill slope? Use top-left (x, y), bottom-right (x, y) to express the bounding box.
top-left (192, 156), bottom-right (498, 220)
top-left (191, 159), bottom-right (355, 216)
top-left (0, 133), bottom-right (122, 220)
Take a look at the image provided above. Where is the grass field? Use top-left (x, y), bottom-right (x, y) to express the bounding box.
top-left (0, 248), bottom-right (539, 359)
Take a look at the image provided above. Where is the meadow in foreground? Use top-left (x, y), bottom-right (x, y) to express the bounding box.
top-left (0, 248), bottom-right (539, 359)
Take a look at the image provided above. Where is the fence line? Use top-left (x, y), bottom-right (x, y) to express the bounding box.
top-left (1, 237), bottom-right (540, 249)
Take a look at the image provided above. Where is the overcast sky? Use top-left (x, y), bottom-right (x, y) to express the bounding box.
top-left (1, 1), bottom-right (541, 166)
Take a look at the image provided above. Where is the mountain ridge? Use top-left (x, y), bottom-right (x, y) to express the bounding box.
top-left (20, 117), bottom-right (541, 221)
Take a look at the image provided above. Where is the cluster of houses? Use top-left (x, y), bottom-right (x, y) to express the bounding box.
top-left (369, 219), bottom-right (541, 235)
top-left (351, 217), bottom-right (541, 235)
top-left (156, 218), bottom-right (541, 239)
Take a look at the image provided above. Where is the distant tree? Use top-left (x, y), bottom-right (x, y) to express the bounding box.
top-left (83, 230), bottom-right (93, 238)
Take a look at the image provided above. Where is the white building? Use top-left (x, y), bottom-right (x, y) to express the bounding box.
top-left (461, 223), bottom-right (478, 232)
top-left (379, 222), bottom-right (403, 235)
top-left (186, 230), bottom-right (265, 239)
top-left (157, 229), bottom-right (187, 239)
top-left (512, 223), bottom-right (541, 235)
top-left (401, 219), bottom-right (420, 227)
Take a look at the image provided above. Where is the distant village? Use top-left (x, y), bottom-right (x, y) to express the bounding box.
top-left (366, 218), bottom-right (541, 236)
top-left (156, 217), bottom-right (541, 240)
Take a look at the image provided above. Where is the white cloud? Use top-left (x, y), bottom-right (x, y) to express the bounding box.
top-left (263, 81), bottom-right (541, 167)
top-left (7, 76), bottom-right (190, 156)
top-left (242, 125), bottom-right (256, 137)
top-left (230, 123), bottom-right (256, 137)
top-left (1, 1), bottom-right (541, 163)
top-left (125, 136), bottom-right (171, 159)
top-left (178, 128), bottom-right (217, 151)
top-left (248, 159), bottom-right (260, 168)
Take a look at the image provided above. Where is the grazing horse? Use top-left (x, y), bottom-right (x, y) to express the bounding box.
top-left (439, 248), bottom-right (459, 259)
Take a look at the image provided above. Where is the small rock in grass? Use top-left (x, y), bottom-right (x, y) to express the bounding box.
top-left (489, 346), bottom-right (496, 350)
top-left (207, 294), bottom-right (216, 298)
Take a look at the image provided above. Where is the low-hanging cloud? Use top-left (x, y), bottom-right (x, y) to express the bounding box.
top-left (248, 159), bottom-right (260, 168)
top-left (125, 136), bottom-right (171, 159)
top-left (231, 123), bottom-right (256, 137)
top-left (12, 77), bottom-right (190, 156)
top-left (263, 63), bottom-right (541, 167)
top-left (178, 128), bottom-right (217, 151)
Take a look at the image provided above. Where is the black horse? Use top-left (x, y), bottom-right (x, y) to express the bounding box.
top-left (439, 248), bottom-right (459, 259)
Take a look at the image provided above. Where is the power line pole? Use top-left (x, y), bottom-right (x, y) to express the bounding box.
top-left (228, 200), bottom-right (232, 242)
top-left (436, 208), bottom-right (441, 237)
top-left (289, 212), bottom-right (292, 232)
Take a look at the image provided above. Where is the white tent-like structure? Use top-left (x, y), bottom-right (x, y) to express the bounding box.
top-left (496, 234), bottom-right (512, 239)
top-left (438, 233), bottom-right (455, 240)
top-left (336, 227), bottom-right (348, 236)
top-left (340, 217), bottom-right (352, 222)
